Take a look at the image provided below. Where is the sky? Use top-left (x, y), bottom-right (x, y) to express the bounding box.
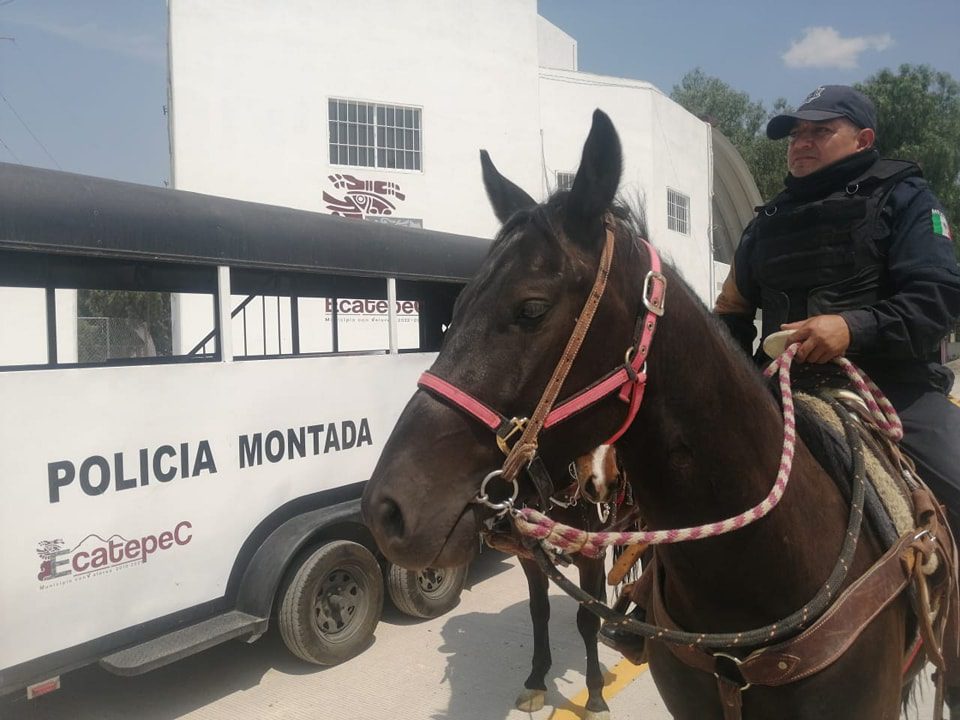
top-left (1, 0), bottom-right (958, 187)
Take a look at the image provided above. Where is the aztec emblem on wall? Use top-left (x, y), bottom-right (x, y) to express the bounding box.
top-left (323, 174), bottom-right (406, 219)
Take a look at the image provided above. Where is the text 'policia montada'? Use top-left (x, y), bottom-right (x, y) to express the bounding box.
top-left (46, 418), bottom-right (374, 503)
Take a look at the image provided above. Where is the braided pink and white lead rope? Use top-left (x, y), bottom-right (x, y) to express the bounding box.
top-left (830, 357), bottom-right (904, 442)
top-left (513, 343), bottom-right (903, 557)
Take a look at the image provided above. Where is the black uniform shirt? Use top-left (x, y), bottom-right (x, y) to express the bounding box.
top-left (733, 172), bottom-right (960, 391)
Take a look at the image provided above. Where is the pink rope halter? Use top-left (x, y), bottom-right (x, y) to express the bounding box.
top-left (512, 344), bottom-right (904, 557)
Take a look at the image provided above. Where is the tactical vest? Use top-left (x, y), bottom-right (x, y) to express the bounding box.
top-left (752, 159), bottom-right (921, 343)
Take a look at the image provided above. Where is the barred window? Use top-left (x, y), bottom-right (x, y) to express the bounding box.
top-left (328, 98), bottom-right (421, 171)
top-left (667, 188), bottom-right (690, 235)
top-left (556, 171), bottom-right (576, 191)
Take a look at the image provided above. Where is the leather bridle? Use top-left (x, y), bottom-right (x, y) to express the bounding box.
top-left (416, 217), bottom-right (666, 507)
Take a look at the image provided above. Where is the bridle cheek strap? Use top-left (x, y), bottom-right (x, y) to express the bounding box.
top-left (541, 238), bottom-right (665, 445)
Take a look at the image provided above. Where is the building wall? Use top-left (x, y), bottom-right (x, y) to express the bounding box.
top-left (538, 70), bottom-right (713, 301)
top-left (169, 0), bottom-right (542, 239)
top-left (166, 1), bottom-right (715, 350)
top-left (537, 17), bottom-right (577, 71)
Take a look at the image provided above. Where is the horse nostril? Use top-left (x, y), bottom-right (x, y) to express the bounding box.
top-left (583, 475), bottom-right (601, 502)
top-left (378, 497), bottom-right (406, 540)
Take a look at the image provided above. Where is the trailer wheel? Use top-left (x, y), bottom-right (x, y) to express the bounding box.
top-left (278, 540), bottom-right (383, 665)
top-left (386, 562), bottom-right (467, 618)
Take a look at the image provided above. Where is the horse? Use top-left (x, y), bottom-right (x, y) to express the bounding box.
top-left (483, 445), bottom-right (632, 719)
top-left (361, 109), bottom-right (928, 719)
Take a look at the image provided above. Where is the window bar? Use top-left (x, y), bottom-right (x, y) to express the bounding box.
top-left (261, 295), bottom-right (267, 356)
top-left (291, 296), bottom-right (300, 355)
top-left (217, 265), bottom-right (232, 362)
top-left (243, 303), bottom-right (248, 356)
top-left (45, 287), bottom-right (57, 365)
top-left (276, 295), bottom-right (281, 355)
top-left (387, 278), bottom-right (398, 354)
top-left (331, 298), bottom-right (339, 353)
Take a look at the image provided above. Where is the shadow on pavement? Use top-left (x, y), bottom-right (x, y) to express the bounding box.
top-left (0, 628), bottom-right (318, 720)
top-left (430, 595), bottom-right (607, 719)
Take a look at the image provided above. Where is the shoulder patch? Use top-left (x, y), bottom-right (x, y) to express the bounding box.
top-left (932, 209), bottom-right (953, 240)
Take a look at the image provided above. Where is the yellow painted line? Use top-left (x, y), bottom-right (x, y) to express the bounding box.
top-left (547, 659), bottom-right (649, 719)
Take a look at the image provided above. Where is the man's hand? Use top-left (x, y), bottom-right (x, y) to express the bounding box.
top-left (781, 315), bottom-right (851, 363)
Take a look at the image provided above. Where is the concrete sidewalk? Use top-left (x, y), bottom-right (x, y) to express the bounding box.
top-left (0, 550), bottom-right (939, 720)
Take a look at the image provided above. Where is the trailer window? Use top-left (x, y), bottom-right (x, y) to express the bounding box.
top-left (78, 289), bottom-right (174, 362)
top-left (227, 269), bottom-right (461, 358)
top-left (0, 251), bottom-right (218, 369)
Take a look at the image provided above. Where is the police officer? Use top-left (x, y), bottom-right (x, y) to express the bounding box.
top-left (715, 85), bottom-right (960, 540)
top-left (711, 83), bottom-right (960, 712)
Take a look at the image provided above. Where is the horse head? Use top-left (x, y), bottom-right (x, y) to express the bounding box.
top-left (362, 110), bottom-right (652, 570)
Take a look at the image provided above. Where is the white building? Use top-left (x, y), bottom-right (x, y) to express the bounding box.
top-left (167, 1), bottom-right (754, 310)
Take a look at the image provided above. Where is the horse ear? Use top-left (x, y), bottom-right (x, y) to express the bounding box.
top-left (480, 149), bottom-right (536, 225)
top-left (565, 110), bottom-right (622, 239)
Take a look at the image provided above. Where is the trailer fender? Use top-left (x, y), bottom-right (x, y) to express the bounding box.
top-left (233, 497), bottom-right (376, 619)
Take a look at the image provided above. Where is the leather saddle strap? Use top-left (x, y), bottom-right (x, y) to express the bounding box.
top-left (653, 530), bottom-right (914, 688)
top-left (716, 677), bottom-right (743, 720)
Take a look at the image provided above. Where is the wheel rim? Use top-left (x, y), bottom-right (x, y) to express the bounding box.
top-left (417, 567), bottom-right (449, 599)
top-left (315, 568), bottom-right (363, 636)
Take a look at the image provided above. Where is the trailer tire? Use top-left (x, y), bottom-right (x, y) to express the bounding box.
top-left (386, 562), bottom-right (468, 618)
top-left (278, 540), bottom-right (383, 665)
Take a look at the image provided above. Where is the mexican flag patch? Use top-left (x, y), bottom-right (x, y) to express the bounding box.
top-left (932, 209), bottom-right (953, 240)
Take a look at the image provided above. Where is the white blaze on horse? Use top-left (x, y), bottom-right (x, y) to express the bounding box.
top-left (571, 444), bottom-right (621, 506)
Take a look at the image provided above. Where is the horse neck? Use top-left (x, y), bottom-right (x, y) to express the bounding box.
top-left (619, 273), bottom-right (853, 620)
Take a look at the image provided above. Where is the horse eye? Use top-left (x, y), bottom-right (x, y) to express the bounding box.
top-left (519, 300), bottom-right (550, 320)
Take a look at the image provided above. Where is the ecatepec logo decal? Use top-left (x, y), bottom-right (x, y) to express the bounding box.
top-left (323, 174), bottom-right (406, 219)
top-left (36, 521), bottom-right (193, 588)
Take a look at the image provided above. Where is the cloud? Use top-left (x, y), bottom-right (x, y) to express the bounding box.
top-left (782, 26), bottom-right (892, 69)
top-left (7, 15), bottom-right (164, 65)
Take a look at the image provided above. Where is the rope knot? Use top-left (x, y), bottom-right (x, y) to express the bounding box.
top-left (502, 442), bottom-right (538, 482)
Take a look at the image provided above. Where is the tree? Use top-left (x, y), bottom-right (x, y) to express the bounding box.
top-left (856, 65), bottom-right (960, 244)
top-left (77, 289), bottom-right (172, 358)
top-left (670, 69), bottom-right (789, 201)
top-left (670, 68), bottom-right (767, 147)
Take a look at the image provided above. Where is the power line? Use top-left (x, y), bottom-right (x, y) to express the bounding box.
top-left (0, 134), bottom-right (22, 163)
top-left (0, 90), bottom-right (62, 169)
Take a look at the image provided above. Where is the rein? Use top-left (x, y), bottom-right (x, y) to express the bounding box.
top-left (526, 346), bottom-right (876, 647)
top-left (512, 344), bottom-right (904, 556)
top-left (529, 393), bottom-right (868, 647)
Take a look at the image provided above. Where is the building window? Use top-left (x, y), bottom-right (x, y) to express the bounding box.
top-left (667, 188), bottom-right (690, 235)
top-left (556, 171), bottom-right (576, 191)
top-left (328, 98), bottom-right (421, 171)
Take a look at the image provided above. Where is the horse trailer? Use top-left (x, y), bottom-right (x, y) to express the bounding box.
top-left (0, 162), bottom-right (487, 699)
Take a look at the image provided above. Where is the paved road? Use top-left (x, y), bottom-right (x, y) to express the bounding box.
top-left (0, 551), bottom-right (939, 720)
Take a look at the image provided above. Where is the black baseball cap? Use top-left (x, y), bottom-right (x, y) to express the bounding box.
top-left (766, 85), bottom-right (878, 140)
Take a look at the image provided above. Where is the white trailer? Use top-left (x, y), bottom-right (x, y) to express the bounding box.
top-left (0, 163), bottom-right (486, 699)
